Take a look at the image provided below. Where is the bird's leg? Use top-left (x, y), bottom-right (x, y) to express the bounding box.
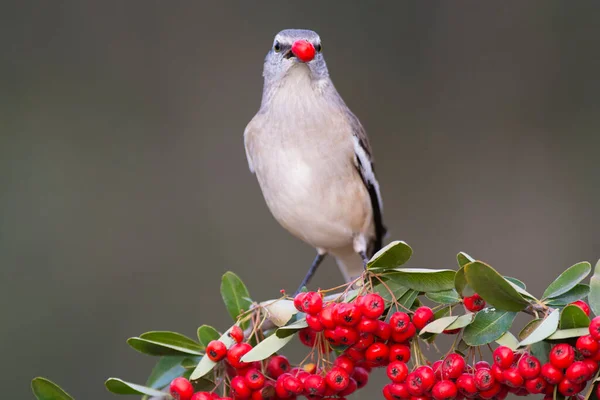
top-left (359, 251), bottom-right (369, 269)
top-left (294, 253), bottom-right (326, 296)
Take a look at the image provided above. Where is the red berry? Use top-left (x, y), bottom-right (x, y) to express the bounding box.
top-left (206, 340), bottom-right (227, 362)
top-left (374, 321), bottom-right (392, 340)
top-left (576, 334), bottom-right (599, 357)
top-left (365, 342), bottom-right (390, 365)
top-left (301, 291), bottom-right (323, 314)
top-left (303, 374), bottom-right (326, 396)
top-left (432, 380), bottom-right (458, 400)
top-left (584, 359), bottom-right (599, 375)
top-left (169, 377), bottom-right (194, 400)
top-left (293, 292), bottom-right (306, 311)
top-left (596, 384), bottom-right (600, 400)
top-left (590, 316), bottom-right (600, 340)
top-left (475, 361), bottom-right (491, 370)
top-left (558, 378), bottom-right (583, 396)
top-left (432, 360), bottom-right (443, 380)
top-left (493, 346), bottom-right (514, 369)
top-left (245, 368), bottom-right (265, 390)
top-left (359, 293), bottom-right (385, 319)
top-left (298, 328), bottom-right (317, 347)
top-left (478, 382), bottom-right (502, 399)
top-left (456, 373), bottom-right (478, 397)
top-left (352, 332), bottom-right (375, 351)
top-left (525, 376), bottom-right (547, 394)
top-left (383, 384), bottom-right (395, 400)
top-left (335, 303), bottom-right (362, 326)
top-left (357, 317), bottom-right (378, 333)
top-left (229, 325), bottom-right (244, 344)
top-left (318, 304), bottom-right (336, 329)
top-left (541, 362), bottom-right (564, 384)
top-left (282, 375), bottom-right (303, 395)
top-left (333, 326), bottom-right (359, 346)
top-left (463, 293), bottom-right (486, 312)
top-left (334, 355), bottom-right (355, 374)
top-left (325, 366), bottom-right (350, 391)
top-left (226, 342), bottom-right (253, 369)
top-left (571, 300), bottom-right (591, 316)
top-left (291, 40), bottom-right (316, 63)
top-left (412, 307), bottom-right (434, 330)
top-left (306, 314), bottom-right (324, 332)
top-left (566, 361), bottom-right (591, 384)
top-left (230, 376), bottom-right (252, 399)
top-left (390, 312), bottom-right (411, 333)
top-left (474, 368), bottom-right (495, 391)
top-left (386, 383), bottom-right (410, 399)
top-left (442, 353), bottom-right (466, 379)
top-left (344, 346), bottom-right (365, 362)
top-left (338, 377), bottom-right (358, 396)
top-left (391, 322), bottom-right (416, 343)
top-left (491, 364), bottom-right (504, 382)
top-left (387, 361), bottom-right (409, 383)
top-left (502, 367), bottom-right (524, 388)
top-left (389, 344), bottom-right (411, 363)
top-left (550, 343), bottom-right (575, 369)
top-left (518, 355), bottom-right (541, 379)
top-left (352, 366), bottom-right (370, 389)
top-left (266, 355), bottom-right (290, 378)
top-left (415, 366), bottom-right (436, 392)
top-left (190, 393), bottom-right (212, 400)
top-left (443, 328), bottom-right (461, 335)
top-left (407, 372), bottom-right (425, 396)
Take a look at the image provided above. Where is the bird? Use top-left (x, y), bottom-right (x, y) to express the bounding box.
top-left (244, 29), bottom-right (386, 294)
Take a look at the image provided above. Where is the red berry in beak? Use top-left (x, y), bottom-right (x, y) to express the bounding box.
top-left (291, 40), bottom-right (316, 62)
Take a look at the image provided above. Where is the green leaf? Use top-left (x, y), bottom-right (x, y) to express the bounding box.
top-left (397, 289), bottom-right (419, 309)
top-left (419, 316), bottom-right (459, 335)
top-left (190, 326), bottom-right (236, 380)
top-left (367, 241), bottom-right (413, 270)
top-left (531, 340), bottom-right (551, 365)
top-left (128, 332), bottom-right (203, 356)
top-left (519, 319), bottom-right (542, 341)
top-left (542, 262), bottom-right (592, 299)
top-left (373, 279), bottom-right (409, 303)
top-left (463, 310), bottom-right (517, 346)
top-left (457, 252), bottom-right (475, 268)
top-left (505, 280), bottom-right (538, 301)
top-left (241, 330), bottom-right (296, 362)
top-left (105, 378), bottom-right (169, 397)
top-left (548, 328), bottom-right (590, 340)
top-left (32, 378), bottom-right (74, 400)
top-left (146, 356), bottom-right (187, 390)
top-left (180, 357), bottom-right (201, 369)
top-left (546, 285), bottom-right (590, 306)
top-left (454, 266), bottom-right (471, 297)
top-left (197, 325), bottom-right (221, 349)
top-left (221, 271), bottom-right (253, 327)
top-left (259, 299), bottom-right (298, 327)
top-left (560, 304), bottom-right (590, 329)
top-left (589, 260), bottom-right (600, 317)
top-left (426, 289), bottom-right (461, 304)
top-left (519, 309), bottom-right (560, 346)
top-left (384, 268), bottom-right (456, 292)
top-left (446, 313), bottom-right (475, 330)
top-left (504, 277), bottom-right (526, 289)
top-left (495, 331), bottom-right (519, 350)
top-left (464, 262), bottom-right (529, 311)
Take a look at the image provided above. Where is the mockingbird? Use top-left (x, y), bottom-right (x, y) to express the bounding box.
top-left (244, 29), bottom-right (386, 294)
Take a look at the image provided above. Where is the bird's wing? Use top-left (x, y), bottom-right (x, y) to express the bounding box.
top-left (243, 119), bottom-right (257, 173)
top-left (348, 113), bottom-right (386, 255)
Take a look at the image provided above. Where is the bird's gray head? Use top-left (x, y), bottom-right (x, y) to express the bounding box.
top-left (262, 29), bottom-right (330, 88)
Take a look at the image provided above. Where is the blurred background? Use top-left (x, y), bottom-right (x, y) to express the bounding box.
top-left (2, 1), bottom-right (600, 398)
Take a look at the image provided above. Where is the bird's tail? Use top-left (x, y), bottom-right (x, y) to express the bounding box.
top-left (333, 246), bottom-right (366, 284)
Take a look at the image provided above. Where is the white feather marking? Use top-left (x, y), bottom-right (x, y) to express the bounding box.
top-left (352, 135), bottom-right (384, 212)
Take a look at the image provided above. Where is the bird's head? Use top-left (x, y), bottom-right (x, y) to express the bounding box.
top-left (263, 29), bottom-right (329, 85)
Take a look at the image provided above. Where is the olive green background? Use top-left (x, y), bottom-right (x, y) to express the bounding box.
top-left (1, 2), bottom-right (599, 398)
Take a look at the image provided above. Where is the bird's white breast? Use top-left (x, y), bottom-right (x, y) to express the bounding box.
top-left (247, 66), bottom-right (373, 250)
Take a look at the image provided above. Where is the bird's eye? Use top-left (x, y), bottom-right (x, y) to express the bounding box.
top-left (273, 41), bottom-right (281, 52)
top-left (315, 43), bottom-right (322, 53)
